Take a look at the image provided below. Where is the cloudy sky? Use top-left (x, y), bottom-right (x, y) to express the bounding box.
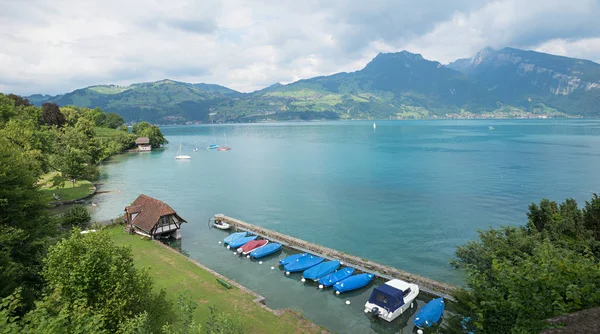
top-left (1, 0), bottom-right (600, 95)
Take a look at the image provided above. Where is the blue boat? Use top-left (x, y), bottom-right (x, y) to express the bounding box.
top-left (250, 243), bottom-right (282, 258)
top-left (283, 255), bottom-right (324, 273)
top-left (279, 253), bottom-right (307, 266)
top-left (318, 267), bottom-right (354, 287)
top-left (223, 232), bottom-right (247, 244)
top-left (414, 298), bottom-right (445, 329)
top-left (302, 260), bottom-right (341, 281)
top-left (228, 235), bottom-right (257, 249)
top-left (333, 273), bottom-right (374, 294)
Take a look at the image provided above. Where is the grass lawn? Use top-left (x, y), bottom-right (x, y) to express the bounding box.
top-left (39, 171), bottom-right (95, 202)
top-left (106, 226), bottom-right (323, 334)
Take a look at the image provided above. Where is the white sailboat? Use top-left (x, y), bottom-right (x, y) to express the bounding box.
top-left (373, 122), bottom-right (376, 130)
top-left (175, 139), bottom-right (191, 160)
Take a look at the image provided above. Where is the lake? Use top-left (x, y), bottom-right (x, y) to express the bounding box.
top-left (91, 119), bottom-right (600, 333)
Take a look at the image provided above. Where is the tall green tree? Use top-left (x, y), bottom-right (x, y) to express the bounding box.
top-left (41, 230), bottom-right (173, 333)
top-left (138, 125), bottom-right (168, 148)
top-left (103, 112), bottom-right (125, 129)
top-left (583, 194), bottom-right (600, 241)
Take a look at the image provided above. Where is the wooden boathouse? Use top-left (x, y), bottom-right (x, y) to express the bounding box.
top-left (135, 137), bottom-right (151, 151)
top-left (124, 194), bottom-right (186, 239)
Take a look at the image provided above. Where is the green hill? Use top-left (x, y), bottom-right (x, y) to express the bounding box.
top-left (28, 48), bottom-right (600, 122)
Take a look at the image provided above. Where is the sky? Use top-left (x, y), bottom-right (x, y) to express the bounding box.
top-left (1, 0), bottom-right (600, 95)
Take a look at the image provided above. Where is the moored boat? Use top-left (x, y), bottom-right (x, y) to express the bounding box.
top-left (279, 253), bottom-right (307, 266)
top-left (302, 260), bottom-right (341, 282)
top-left (333, 273), bottom-right (374, 294)
top-left (223, 231), bottom-right (247, 244)
top-left (228, 235), bottom-right (257, 249)
top-left (413, 297), bottom-right (444, 328)
top-left (206, 143), bottom-right (220, 150)
top-left (364, 279), bottom-right (420, 322)
top-left (318, 267), bottom-right (355, 288)
top-left (237, 239), bottom-right (268, 255)
top-left (213, 220), bottom-right (230, 230)
top-left (250, 243), bottom-right (282, 259)
top-left (283, 255), bottom-right (324, 274)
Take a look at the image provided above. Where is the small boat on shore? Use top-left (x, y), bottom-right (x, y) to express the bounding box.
top-left (228, 235), bottom-right (257, 249)
top-left (333, 273), bottom-right (374, 294)
top-left (318, 267), bottom-right (354, 288)
top-left (223, 231), bottom-right (247, 244)
top-left (364, 279), bottom-right (420, 322)
top-left (237, 239), bottom-right (268, 255)
top-left (284, 255), bottom-right (324, 274)
top-left (302, 260), bottom-right (340, 282)
top-left (279, 253), bottom-right (307, 266)
top-left (250, 243), bottom-right (282, 259)
top-left (413, 297), bottom-right (444, 328)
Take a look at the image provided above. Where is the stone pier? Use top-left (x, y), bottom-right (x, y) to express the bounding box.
top-left (214, 214), bottom-right (457, 300)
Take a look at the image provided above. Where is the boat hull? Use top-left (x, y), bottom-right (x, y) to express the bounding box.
top-left (250, 243), bottom-right (282, 258)
top-left (413, 297), bottom-right (444, 328)
top-left (303, 260), bottom-right (341, 281)
top-left (175, 155), bottom-right (191, 159)
top-left (223, 232), bottom-right (247, 244)
top-left (228, 235), bottom-right (258, 249)
top-left (318, 267), bottom-right (355, 287)
top-left (279, 253), bottom-right (307, 266)
top-left (237, 240), bottom-right (268, 255)
top-left (364, 283), bottom-right (420, 322)
top-left (283, 255), bottom-right (324, 273)
top-left (213, 222), bottom-right (230, 230)
top-left (333, 273), bottom-right (374, 293)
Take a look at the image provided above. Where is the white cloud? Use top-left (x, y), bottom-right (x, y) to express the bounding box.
top-left (0, 0), bottom-right (599, 95)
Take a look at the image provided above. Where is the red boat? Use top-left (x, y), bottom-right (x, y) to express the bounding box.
top-left (217, 146), bottom-right (231, 151)
top-left (237, 239), bottom-right (268, 255)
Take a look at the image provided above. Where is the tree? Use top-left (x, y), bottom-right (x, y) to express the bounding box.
top-left (41, 102), bottom-right (66, 127)
top-left (6, 94), bottom-right (31, 107)
top-left (104, 112), bottom-right (125, 129)
top-left (448, 195), bottom-right (600, 333)
top-left (60, 205), bottom-right (91, 229)
top-left (131, 121), bottom-right (151, 134)
top-left (0, 138), bottom-right (57, 308)
top-left (583, 193), bottom-right (600, 241)
top-left (42, 230), bottom-right (173, 333)
top-left (87, 107), bottom-right (107, 127)
top-left (138, 125), bottom-right (168, 148)
top-left (0, 94), bottom-right (17, 126)
top-left (54, 147), bottom-right (90, 187)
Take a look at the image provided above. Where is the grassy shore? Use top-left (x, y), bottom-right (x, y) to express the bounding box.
top-left (39, 171), bottom-right (95, 202)
top-left (106, 226), bottom-right (324, 334)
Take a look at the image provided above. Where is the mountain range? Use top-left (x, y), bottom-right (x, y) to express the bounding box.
top-left (27, 47), bottom-right (600, 123)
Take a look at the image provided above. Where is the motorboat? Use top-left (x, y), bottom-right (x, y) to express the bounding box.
top-left (333, 273), bottom-right (374, 294)
top-left (413, 298), bottom-right (445, 328)
top-left (223, 231), bottom-right (247, 245)
top-left (302, 260), bottom-right (340, 282)
top-left (237, 239), bottom-right (268, 255)
top-left (279, 253), bottom-right (307, 266)
top-left (364, 279), bottom-right (420, 322)
top-left (213, 220), bottom-right (230, 230)
top-left (283, 255), bottom-right (324, 274)
top-left (318, 267), bottom-right (354, 288)
top-left (206, 143), bottom-right (220, 150)
top-left (250, 243), bottom-right (282, 259)
top-left (228, 235), bottom-right (257, 249)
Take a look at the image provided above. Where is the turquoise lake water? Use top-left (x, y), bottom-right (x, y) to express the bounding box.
top-left (91, 120), bottom-right (600, 333)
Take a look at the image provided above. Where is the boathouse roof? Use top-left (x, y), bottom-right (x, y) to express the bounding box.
top-left (135, 137), bottom-right (150, 145)
top-left (125, 194), bottom-right (186, 232)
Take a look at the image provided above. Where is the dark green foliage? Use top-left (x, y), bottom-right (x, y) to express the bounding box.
top-left (104, 112), bottom-right (125, 129)
top-left (204, 306), bottom-right (244, 334)
top-left (449, 195), bottom-right (600, 333)
top-left (41, 102), bottom-right (66, 127)
top-left (60, 205), bottom-right (91, 229)
top-left (42, 230), bottom-right (173, 333)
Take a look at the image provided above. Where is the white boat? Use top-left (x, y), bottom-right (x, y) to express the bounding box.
top-left (373, 122), bottom-right (376, 130)
top-left (364, 279), bottom-right (419, 322)
top-left (213, 220), bottom-right (230, 230)
top-left (175, 139), bottom-right (191, 160)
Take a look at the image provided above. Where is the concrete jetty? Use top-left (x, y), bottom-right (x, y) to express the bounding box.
top-left (214, 214), bottom-right (457, 300)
